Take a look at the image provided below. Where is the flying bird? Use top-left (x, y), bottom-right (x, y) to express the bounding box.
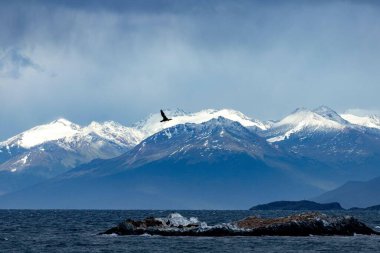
top-left (160, 110), bottom-right (172, 122)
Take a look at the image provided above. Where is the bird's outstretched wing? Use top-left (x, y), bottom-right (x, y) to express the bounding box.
top-left (160, 110), bottom-right (169, 120)
top-left (160, 109), bottom-right (172, 122)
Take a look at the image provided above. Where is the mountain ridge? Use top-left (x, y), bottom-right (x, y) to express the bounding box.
top-left (0, 118), bottom-right (323, 209)
top-left (1, 106), bottom-right (380, 207)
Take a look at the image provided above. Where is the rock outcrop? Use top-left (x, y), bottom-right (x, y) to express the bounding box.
top-left (101, 212), bottom-right (379, 237)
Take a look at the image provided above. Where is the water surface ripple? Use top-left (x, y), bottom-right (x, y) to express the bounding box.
top-left (1, 210), bottom-right (380, 252)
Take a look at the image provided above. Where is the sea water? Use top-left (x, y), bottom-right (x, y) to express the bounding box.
top-left (1, 210), bottom-right (380, 252)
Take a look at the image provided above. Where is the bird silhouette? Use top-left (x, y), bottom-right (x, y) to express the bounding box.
top-left (160, 110), bottom-right (172, 122)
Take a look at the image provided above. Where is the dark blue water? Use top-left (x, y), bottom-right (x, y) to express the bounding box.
top-left (1, 210), bottom-right (380, 252)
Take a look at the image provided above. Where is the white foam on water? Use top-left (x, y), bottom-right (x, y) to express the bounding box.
top-left (161, 213), bottom-right (202, 227)
top-left (140, 233), bottom-right (152, 237)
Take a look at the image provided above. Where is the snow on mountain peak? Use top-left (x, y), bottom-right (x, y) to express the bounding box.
top-left (134, 108), bottom-right (268, 138)
top-left (3, 106), bottom-right (376, 152)
top-left (275, 109), bottom-right (343, 128)
top-left (0, 118), bottom-right (143, 150)
top-left (51, 118), bottom-right (76, 126)
top-left (267, 107), bottom-right (346, 143)
top-left (83, 121), bottom-right (144, 147)
top-left (1, 118), bottom-right (81, 149)
top-left (313, 105), bottom-right (334, 113)
top-left (313, 106), bottom-right (348, 124)
top-left (341, 114), bottom-right (380, 130)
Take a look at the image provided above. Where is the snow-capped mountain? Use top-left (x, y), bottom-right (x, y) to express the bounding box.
top-left (260, 106), bottom-right (380, 184)
top-left (0, 118), bottom-right (142, 153)
top-left (0, 109), bottom-right (266, 174)
top-left (264, 106), bottom-right (348, 143)
top-left (262, 106), bottom-right (380, 143)
top-left (0, 109), bottom-right (267, 174)
top-left (83, 117), bottom-right (282, 176)
top-left (82, 121), bottom-right (144, 148)
top-left (314, 106), bottom-right (350, 125)
top-left (0, 118), bottom-right (143, 194)
top-left (134, 108), bottom-right (269, 138)
top-left (1, 119), bottom-right (81, 149)
top-left (0, 109), bottom-right (268, 194)
top-left (341, 114), bottom-right (380, 130)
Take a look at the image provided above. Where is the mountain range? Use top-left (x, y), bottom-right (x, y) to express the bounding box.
top-left (0, 109), bottom-right (268, 195)
top-left (0, 106), bottom-right (379, 209)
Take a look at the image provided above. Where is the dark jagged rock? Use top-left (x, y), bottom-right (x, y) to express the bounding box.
top-left (101, 212), bottom-right (379, 237)
top-left (249, 200), bottom-right (344, 211)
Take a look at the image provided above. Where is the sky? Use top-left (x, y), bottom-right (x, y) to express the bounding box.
top-left (1, 0), bottom-right (380, 139)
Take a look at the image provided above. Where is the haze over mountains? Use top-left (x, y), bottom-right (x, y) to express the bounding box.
top-left (313, 176), bottom-right (380, 208)
top-left (0, 106), bottom-right (379, 209)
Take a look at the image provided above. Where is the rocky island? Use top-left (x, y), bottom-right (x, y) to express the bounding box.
top-left (349, 204), bottom-right (380, 211)
top-left (250, 200), bottom-right (343, 211)
top-left (101, 212), bottom-right (379, 237)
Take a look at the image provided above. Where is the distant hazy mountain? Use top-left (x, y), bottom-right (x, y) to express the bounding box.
top-left (312, 176), bottom-right (380, 208)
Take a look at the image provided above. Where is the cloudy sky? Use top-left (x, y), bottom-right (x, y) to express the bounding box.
top-left (1, 0), bottom-right (380, 139)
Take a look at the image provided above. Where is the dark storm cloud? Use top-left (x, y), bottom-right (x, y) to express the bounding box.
top-left (1, 0), bottom-right (380, 139)
top-left (0, 48), bottom-right (42, 78)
